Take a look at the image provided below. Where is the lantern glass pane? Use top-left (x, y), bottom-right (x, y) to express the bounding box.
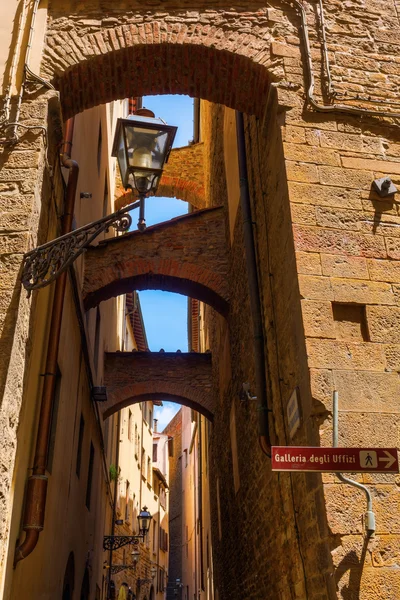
top-left (116, 127), bottom-right (127, 184)
top-left (124, 124), bottom-right (170, 171)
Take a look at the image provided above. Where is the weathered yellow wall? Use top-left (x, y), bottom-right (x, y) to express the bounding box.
top-left (3, 101), bottom-right (123, 599)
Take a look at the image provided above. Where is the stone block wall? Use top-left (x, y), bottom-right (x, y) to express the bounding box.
top-left (201, 81), bottom-right (400, 600)
top-left (0, 92), bottom-right (62, 590)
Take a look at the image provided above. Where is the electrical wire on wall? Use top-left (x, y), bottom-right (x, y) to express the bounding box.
top-left (0, 0), bottom-right (54, 147)
top-left (284, 0), bottom-right (400, 122)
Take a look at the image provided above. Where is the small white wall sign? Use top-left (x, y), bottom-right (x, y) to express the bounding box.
top-left (287, 388), bottom-right (301, 439)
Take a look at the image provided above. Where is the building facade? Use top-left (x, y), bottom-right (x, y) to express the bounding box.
top-left (1, 0), bottom-right (400, 598)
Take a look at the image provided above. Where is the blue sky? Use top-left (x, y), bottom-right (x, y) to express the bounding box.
top-left (137, 95), bottom-right (194, 430)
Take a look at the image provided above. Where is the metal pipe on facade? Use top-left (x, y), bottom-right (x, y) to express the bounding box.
top-left (0, 0), bottom-right (27, 125)
top-left (15, 117), bottom-right (78, 565)
top-left (235, 111), bottom-right (271, 457)
top-left (13, 0), bottom-right (39, 139)
top-left (332, 391), bottom-right (375, 534)
top-left (107, 411), bottom-right (121, 599)
top-left (288, 0), bottom-right (400, 120)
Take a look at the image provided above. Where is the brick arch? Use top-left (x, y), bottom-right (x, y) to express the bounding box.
top-left (83, 206), bottom-right (229, 316)
top-left (115, 143), bottom-right (206, 211)
top-left (103, 393), bottom-right (213, 422)
top-left (103, 352), bottom-right (214, 420)
top-left (42, 14), bottom-right (274, 119)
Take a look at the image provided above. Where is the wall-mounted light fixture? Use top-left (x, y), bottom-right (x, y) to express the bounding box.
top-left (22, 109), bottom-right (177, 291)
top-left (112, 108), bottom-right (177, 231)
top-left (103, 507), bottom-right (152, 551)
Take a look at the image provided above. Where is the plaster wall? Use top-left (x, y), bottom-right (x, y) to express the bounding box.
top-left (1, 101), bottom-right (125, 599)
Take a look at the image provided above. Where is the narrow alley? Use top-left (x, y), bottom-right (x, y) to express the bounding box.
top-left (1, 2), bottom-right (400, 599)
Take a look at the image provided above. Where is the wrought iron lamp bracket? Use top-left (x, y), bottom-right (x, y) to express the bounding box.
top-left (21, 198), bottom-right (141, 294)
top-left (103, 535), bottom-right (141, 551)
top-left (110, 564), bottom-right (137, 575)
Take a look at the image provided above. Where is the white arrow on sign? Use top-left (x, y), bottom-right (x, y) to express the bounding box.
top-left (378, 451), bottom-right (396, 469)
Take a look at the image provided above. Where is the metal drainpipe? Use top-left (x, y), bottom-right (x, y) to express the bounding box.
top-left (235, 111), bottom-right (271, 457)
top-left (332, 391), bottom-right (375, 534)
top-left (15, 117), bottom-right (78, 565)
top-left (108, 411), bottom-right (121, 598)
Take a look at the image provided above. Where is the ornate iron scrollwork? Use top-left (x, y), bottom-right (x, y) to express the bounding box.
top-left (22, 199), bottom-right (140, 293)
top-left (110, 564), bottom-right (137, 575)
top-left (103, 536), bottom-right (141, 551)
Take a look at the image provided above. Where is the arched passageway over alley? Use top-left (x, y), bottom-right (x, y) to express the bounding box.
top-left (83, 207), bottom-right (229, 316)
top-left (103, 352), bottom-right (213, 420)
top-left (43, 13), bottom-right (272, 119)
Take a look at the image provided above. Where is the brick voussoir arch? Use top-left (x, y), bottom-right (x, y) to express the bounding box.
top-left (83, 206), bottom-right (230, 315)
top-left (103, 352), bottom-right (214, 420)
top-left (43, 14), bottom-right (273, 119)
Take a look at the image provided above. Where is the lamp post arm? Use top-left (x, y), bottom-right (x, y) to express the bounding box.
top-left (21, 198), bottom-right (141, 293)
top-left (103, 535), bottom-right (142, 551)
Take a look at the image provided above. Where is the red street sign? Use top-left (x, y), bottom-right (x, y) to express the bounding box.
top-left (271, 446), bottom-right (399, 473)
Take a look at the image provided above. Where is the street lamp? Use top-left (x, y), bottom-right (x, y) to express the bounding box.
top-left (138, 506), bottom-right (152, 537)
top-left (112, 108), bottom-right (177, 231)
top-left (103, 507), bottom-right (152, 551)
top-left (22, 109), bottom-right (177, 292)
top-left (131, 549), bottom-right (140, 566)
top-left (137, 564), bottom-right (157, 587)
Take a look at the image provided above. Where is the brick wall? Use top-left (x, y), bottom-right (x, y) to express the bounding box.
top-left (202, 91), bottom-right (400, 600)
top-left (83, 207), bottom-right (229, 316)
top-left (103, 353), bottom-right (213, 420)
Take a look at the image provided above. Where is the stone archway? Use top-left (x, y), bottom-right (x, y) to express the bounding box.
top-left (42, 10), bottom-right (275, 120)
top-left (82, 206), bottom-right (229, 316)
top-left (103, 352), bottom-right (214, 420)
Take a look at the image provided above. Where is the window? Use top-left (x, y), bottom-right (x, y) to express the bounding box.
top-left (135, 425), bottom-right (139, 458)
top-left (153, 443), bottom-right (158, 463)
top-left (85, 442), bottom-right (95, 510)
top-left (47, 366), bottom-right (62, 473)
top-left (159, 526), bottom-right (168, 552)
top-left (152, 519), bottom-right (157, 552)
top-left (128, 410), bottom-right (132, 441)
top-left (149, 409), bottom-right (152, 430)
top-left (125, 480), bottom-right (130, 521)
top-left (141, 448), bottom-right (146, 478)
top-left (159, 569), bottom-right (165, 592)
top-left (76, 414), bottom-right (85, 477)
top-left (147, 457), bottom-right (151, 483)
top-left (160, 487), bottom-right (166, 510)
